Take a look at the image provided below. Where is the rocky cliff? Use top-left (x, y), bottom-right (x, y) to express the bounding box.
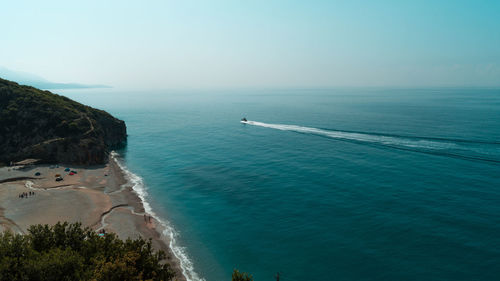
top-left (0, 78), bottom-right (127, 165)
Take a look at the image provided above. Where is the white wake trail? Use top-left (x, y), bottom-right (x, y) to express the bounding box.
top-left (244, 121), bottom-right (457, 151)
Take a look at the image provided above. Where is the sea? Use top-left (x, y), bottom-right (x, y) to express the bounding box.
top-left (59, 88), bottom-right (500, 281)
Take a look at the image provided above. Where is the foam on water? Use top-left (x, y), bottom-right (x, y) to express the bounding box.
top-left (110, 152), bottom-right (205, 281)
top-left (244, 121), bottom-right (500, 163)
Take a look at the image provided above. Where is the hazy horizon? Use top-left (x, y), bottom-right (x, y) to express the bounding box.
top-left (2, 0), bottom-right (499, 89)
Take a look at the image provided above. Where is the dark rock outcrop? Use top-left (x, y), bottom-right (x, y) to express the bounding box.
top-left (0, 78), bottom-right (126, 165)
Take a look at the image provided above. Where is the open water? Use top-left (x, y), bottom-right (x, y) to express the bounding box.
top-left (60, 88), bottom-right (500, 281)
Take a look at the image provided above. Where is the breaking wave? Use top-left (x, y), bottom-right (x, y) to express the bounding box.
top-left (111, 152), bottom-right (205, 281)
top-left (243, 121), bottom-right (500, 164)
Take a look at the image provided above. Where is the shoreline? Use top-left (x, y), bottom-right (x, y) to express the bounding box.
top-left (0, 153), bottom-right (188, 281)
top-left (111, 153), bottom-right (203, 281)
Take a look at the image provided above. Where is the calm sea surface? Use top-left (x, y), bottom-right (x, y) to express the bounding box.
top-left (60, 88), bottom-right (500, 281)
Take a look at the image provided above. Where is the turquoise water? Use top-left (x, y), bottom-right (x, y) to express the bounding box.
top-left (61, 88), bottom-right (500, 281)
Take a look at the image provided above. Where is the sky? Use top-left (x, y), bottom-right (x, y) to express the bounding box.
top-left (1, 0), bottom-right (499, 89)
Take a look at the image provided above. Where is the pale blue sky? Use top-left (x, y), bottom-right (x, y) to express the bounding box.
top-left (1, 0), bottom-right (499, 89)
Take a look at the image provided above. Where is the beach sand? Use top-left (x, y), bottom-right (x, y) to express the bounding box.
top-left (0, 156), bottom-right (186, 281)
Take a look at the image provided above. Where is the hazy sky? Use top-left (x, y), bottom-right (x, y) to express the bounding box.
top-left (1, 0), bottom-right (499, 89)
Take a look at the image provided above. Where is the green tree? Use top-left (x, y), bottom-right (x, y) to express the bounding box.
top-left (0, 222), bottom-right (175, 281)
top-left (232, 269), bottom-right (253, 281)
top-left (0, 222), bottom-right (253, 281)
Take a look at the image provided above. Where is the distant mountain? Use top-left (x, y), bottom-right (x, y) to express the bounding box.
top-left (0, 66), bottom-right (110, 89)
top-left (0, 78), bottom-right (126, 165)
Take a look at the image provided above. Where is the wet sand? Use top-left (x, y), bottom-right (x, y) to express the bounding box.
top-left (0, 156), bottom-right (186, 281)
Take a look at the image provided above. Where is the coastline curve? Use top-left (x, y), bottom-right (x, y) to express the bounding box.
top-left (110, 151), bottom-right (205, 281)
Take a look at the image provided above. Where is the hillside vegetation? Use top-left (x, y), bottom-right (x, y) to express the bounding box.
top-left (0, 78), bottom-right (126, 165)
top-left (0, 222), bottom-right (253, 281)
top-left (0, 222), bottom-right (175, 281)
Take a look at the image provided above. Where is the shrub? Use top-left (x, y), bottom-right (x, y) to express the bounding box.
top-left (232, 269), bottom-right (254, 281)
top-left (0, 222), bottom-right (175, 281)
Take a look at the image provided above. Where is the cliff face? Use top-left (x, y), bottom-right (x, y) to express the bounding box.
top-left (0, 78), bottom-right (127, 165)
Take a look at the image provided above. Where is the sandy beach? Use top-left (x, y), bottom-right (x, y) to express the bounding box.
top-left (0, 155), bottom-right (186, 281)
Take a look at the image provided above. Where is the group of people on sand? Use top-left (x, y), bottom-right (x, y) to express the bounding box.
top-left (144, 214), bottom-right (152, 224)
top-left (19, 191), bottom-right (35, 198)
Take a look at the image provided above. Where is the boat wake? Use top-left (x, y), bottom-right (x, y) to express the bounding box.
top-left (243, 121), bottom-right (500, 164)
